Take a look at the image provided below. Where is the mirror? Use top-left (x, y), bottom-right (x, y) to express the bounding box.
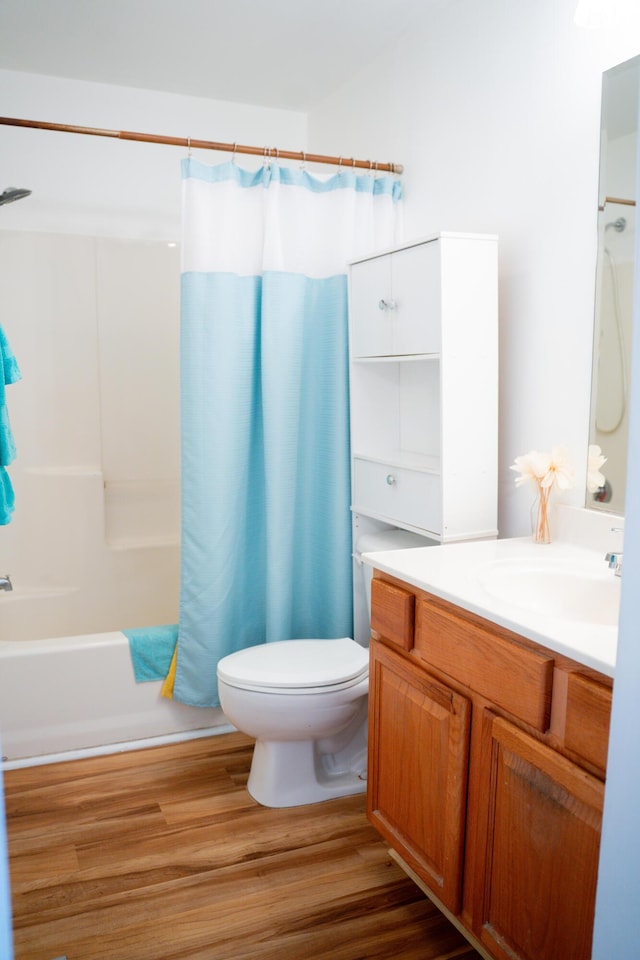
top-left (589, 54), bottom-right (639, 515)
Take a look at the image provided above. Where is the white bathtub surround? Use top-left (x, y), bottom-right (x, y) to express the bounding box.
top-left (0, 232), bottom-right (181, 641)
top-left (0, 631), bottom-right (229, 767)
top-left (363, 505), bottom-right (623, 677)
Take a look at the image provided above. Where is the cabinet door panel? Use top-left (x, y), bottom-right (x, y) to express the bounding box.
top-left (474, 713), bottom-right (603, 960)
top-left (350, 255), bottom-right (393, 357)
top-left (350, 243), bottom-right (441, 358)
top-left (368, 641), bottom-right (470, 913)
top-left (391, 243), bottom-right (441, 355)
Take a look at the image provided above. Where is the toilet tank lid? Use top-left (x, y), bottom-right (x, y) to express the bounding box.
top-left (217, 637), bottom-right (368, 689)
top-left (355, 529), bottom-right (431, 557)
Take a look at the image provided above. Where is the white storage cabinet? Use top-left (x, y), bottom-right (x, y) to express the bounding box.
top-left (348, 233), bottom-right (498, 543)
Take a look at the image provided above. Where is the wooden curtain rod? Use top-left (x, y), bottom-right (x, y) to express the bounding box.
top-left (0, 116), bottom-right (404, 175)
top-left (599, 195), bottom-right (636, 210)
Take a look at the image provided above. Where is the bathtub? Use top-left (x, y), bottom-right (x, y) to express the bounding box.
top-left (0, 630), bottom-right (229, 768)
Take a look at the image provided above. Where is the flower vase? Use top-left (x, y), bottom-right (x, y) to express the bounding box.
top-left (532, 485), bottom-right (552, 544)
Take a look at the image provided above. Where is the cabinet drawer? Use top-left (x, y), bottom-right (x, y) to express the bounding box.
top-left (564, 672), bottom-right (612, 773)
top-left (353, 458), bottom-right (441, 534)
top-left (370, 578), bottom-right (415, 650)
top-left (415, 599), bottom-right (554, 731)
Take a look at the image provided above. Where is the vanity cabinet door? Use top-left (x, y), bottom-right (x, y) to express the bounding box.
top-left (470, 711), bottom-right (604, 960)
top-left (367, 640), bottom-right (470, 914)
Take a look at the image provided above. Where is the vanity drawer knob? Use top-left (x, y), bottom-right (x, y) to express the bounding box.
top-left (386, 474), bottom-right (395, 486)
top-left (378, 299), bottom-right (397, 311)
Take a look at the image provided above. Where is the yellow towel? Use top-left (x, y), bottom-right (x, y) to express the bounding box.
top-left (161, 646), bottom-right (178, 699)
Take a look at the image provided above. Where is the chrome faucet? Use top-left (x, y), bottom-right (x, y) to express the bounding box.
top-left (605, 552), bottom-right (623, 577)
top-left (605, 527), bottom-right (624, 578)
top-left (0, 574), bottom-right (12, 591)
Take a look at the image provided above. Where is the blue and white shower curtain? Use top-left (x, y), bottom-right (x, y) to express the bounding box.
top-left (174, 158), bottom-right (402, 707)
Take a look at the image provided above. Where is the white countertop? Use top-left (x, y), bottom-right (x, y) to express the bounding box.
top-left (362, 535), bottom-right (619, 678)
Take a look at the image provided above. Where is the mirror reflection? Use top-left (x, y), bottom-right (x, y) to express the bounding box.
top-left (589, 54), bottom-right (639, 515)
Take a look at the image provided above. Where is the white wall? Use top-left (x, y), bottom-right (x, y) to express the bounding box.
top-left (0, 69), bottom-right (307, 239)
top-left (307, 3), bottom-right (640, 953)
top-left (308, 0), bottom-right (640, 537)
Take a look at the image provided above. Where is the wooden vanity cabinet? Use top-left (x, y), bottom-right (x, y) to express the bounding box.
top-left (367, 575), bottom-right (613, 960)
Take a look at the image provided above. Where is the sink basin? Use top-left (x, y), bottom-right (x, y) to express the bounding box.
top-left (476, 559), bottom-right (621, 627)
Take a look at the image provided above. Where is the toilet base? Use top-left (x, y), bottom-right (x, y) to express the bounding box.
top-left (247, 736), bottom-right (368, 808)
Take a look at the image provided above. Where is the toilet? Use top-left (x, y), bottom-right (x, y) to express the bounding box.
top-left (217, 637), bottom-right (369, 808)
top-left (217, 527), bottom-right (432, 808)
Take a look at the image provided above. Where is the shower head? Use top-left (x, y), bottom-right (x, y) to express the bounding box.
top-left (0, 187), bottom-right (32, 207)
top-left (605, 216), bottom-right (627, 233)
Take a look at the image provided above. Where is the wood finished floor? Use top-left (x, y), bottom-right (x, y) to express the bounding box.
top-left (4, 731), bottom-right (481, 960)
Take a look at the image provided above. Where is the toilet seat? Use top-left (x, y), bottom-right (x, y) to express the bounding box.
top-left (217, 637), bottom-right (368, 695)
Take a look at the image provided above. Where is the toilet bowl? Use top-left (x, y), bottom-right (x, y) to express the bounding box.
top-left (217, 637), bottom-right (369, 808)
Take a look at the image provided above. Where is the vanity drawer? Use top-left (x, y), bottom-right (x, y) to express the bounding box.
top-left (370, 578), bottom-right (415, 651)
top-left (563, 672), bottom-right (612, 773)
top-left (353, 458), bottom-right (441, 534)
top-left (415, 599), bottom-right (554, 731)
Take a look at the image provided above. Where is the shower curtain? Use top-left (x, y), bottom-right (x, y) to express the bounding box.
top-left (174, 157), bottom-right (402, 707)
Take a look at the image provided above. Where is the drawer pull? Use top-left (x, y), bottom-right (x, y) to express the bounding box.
top-left (378, 298), bottom-right (397, 311)
top-left (386, 474), bottom-right (395, 485)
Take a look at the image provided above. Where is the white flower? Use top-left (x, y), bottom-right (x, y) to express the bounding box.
top-left (510, 450), bottom-right (551, 487)
top-left (510, 446), bottom-right (575, 491)
top-left (587, 444), bottom-right (607, 493)
top-left (543, 446), bottom-right (576, 490)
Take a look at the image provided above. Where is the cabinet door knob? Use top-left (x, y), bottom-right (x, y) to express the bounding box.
top-left (386, 474), bottom-right (395, 486)
top-left (378, 299), bottom-right (397, 311)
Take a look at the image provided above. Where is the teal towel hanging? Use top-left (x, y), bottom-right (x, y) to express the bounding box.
top-left (0, 469), bottom-right (14, 526)
top-left (125, 624), bottom-right (179, 682)
top-left (0, 324), bottom-right (21, 467)
top-left (0, 325), bottom-right (20, 525)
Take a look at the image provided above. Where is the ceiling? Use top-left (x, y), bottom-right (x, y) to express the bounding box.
top-left (0, 0), bottom-right (443, 111)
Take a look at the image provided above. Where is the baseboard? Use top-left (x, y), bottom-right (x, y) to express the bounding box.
top-left (2, 722), bottom-right (237, 771)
